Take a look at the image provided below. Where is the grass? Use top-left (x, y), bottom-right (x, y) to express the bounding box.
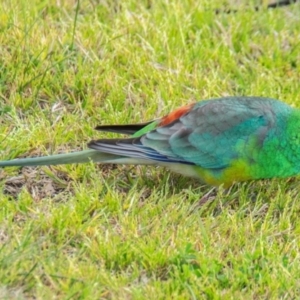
top-left (0, 0), bottom-right (300, 298)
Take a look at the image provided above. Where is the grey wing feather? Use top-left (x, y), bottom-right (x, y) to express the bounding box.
top-left (141, 97), bottom-right (290, 169)
top-left (89, 97), bottom-right (290, 170)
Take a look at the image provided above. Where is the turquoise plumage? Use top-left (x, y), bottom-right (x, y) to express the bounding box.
top-left (1, 96), bottom-right (300, 187)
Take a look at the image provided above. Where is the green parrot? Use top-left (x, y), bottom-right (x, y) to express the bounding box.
top-left (1, 96), bottom-right (300, 187)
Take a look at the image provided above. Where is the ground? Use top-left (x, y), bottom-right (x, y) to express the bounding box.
top-left (0, 0), bottom-right (300, 299)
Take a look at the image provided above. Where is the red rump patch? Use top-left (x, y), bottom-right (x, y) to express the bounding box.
top-left (159, 103), bottom-right (194, 126)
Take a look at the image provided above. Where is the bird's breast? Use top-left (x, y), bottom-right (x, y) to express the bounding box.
top-left (194, 159), bottom-right (253, 187)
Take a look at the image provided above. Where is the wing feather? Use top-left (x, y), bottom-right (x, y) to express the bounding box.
top-left (89, 97), bottom-right (292, 170)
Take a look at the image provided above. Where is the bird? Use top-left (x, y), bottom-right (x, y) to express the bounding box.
top-left (1, 96), bottom-right (300, 187)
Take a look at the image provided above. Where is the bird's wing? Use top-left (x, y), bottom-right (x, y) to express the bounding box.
top-left (88, 97), bottom-right (287, 169)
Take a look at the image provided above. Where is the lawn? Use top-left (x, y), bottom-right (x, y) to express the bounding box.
top-left (0, 0), bottom-right (300, 299)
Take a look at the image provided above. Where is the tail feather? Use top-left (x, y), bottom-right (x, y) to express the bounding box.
top-left (0, 120), bottom-right (162, 168)
top-left (95, 122), bottom-right (153, 135)
top-left (0, 150), bottom-right (117, 167)
top-left (0, 149), bottom-right (156, 167)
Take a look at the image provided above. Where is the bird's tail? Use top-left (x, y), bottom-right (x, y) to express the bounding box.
top-left (0, 149), bottom-right (152, 167)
